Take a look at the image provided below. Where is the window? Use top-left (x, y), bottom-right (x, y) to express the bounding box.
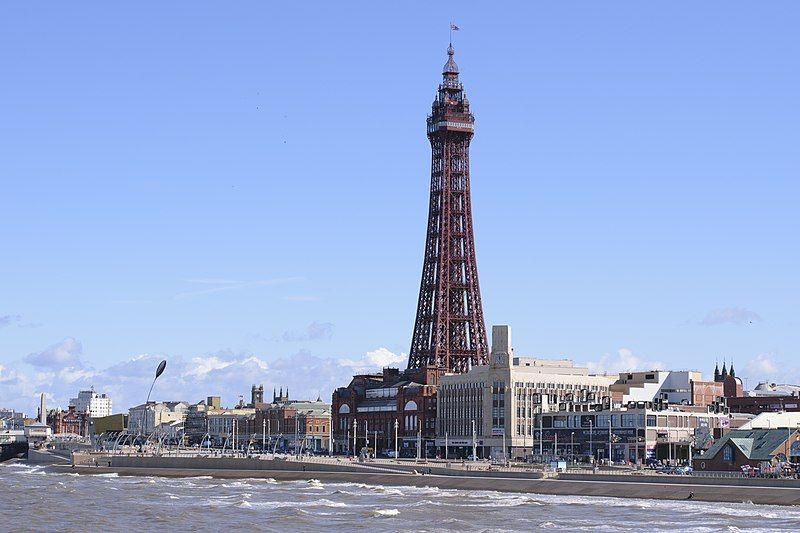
top-left (723, 444), bottom-right (734, 462)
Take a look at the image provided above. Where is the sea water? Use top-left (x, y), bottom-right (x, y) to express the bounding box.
top-left (1, 462), bottom-right (799, 532)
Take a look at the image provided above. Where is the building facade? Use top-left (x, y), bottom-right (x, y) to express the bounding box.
top-left (0, 409), bottom-right (25, 430)
top-left (436, 325), bottom-right (616, 459)
top-left (128, 401), bottom-right (189, 435)
top-left (246, 396), bottom-right (331, 453)
top-left (69, 389), bottom-right (113, 418)
top-left (610, 370), bottom-right (723, 408)
top-left (538, 404), bottom-right (743, 464)
top-left (332, 367), bottom-right (438, 457)
top-left (693, 412), bottom-right (800, 472)
top-left (47, 406), bottom-right (90, 437)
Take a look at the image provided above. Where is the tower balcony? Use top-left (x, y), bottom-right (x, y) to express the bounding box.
top-left (427, 119), bottom-right (475, 134)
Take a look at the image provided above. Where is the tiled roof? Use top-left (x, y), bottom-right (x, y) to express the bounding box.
top-left (696, 428), bottom-right (791, 461)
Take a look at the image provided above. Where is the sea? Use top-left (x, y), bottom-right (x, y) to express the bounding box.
top-left (2, 462), bottom-right (799, 532)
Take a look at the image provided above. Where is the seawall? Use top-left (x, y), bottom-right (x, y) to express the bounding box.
top-left (61, 456), bottom-right (800, 506)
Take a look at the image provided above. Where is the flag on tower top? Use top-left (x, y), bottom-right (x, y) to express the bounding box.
top-left (450, 24), bottom-right (460, 31)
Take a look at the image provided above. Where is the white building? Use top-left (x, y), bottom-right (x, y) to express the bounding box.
top-left (128, 401), bottom-right (189, 435)
top-left (610, 370), bottom-right (711, 406)
top-left (746, 382), bottom-right (800, 397)
top-left (436, 325), bottom-right (616, 459)
top-left (70, 389), bottom-right (113, 418)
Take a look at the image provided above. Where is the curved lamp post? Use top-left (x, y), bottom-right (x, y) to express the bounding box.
top-left (140, 360), bottom-right (167, 438)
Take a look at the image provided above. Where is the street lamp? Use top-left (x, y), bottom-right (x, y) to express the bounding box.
top-left (394, 419), bottom-right (399, 462)
top-left (571, 432), bottom-right (574, 465)
top-left (471, 419), bottom-right (477, 461)
top-left (141, 359), bottom-right (167, 438)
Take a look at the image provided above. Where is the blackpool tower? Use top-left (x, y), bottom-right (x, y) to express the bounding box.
top-left (407, 45), bottom-right (488, 374)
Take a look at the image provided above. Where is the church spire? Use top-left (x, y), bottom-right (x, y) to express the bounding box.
top-left (714, 361), bottom-right (721, 382)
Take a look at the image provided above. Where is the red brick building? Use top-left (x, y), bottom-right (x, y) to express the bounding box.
top-left (47, 406), bottom-right (90, 437)
top-left (236, 392), bottom-right (331, 453)
top-left (332, 366), bottom-right (439, 457)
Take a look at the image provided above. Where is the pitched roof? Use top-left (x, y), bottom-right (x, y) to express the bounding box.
top-left (697, 428), bottom-right (793, 461)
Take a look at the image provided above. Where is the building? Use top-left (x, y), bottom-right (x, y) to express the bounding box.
top-left (610, 370), bottom-right (723, 408)
top-left (92, 414), bottom-right (127, 435)
top-left (249, 385), bottom-right (264, 407)
top-left (436, 325), bottom-right (616, 459)
top-left (128, 401), bottom-right (189, 435)
top-left (693, 411), bottom-right (800, 472)
top-left (207, 407), bottom-right (255, 446)
top-left (243, 389), bottom-right (331, 453)
top-left (25, 394), bottom-right (52, 443)
top-left (713, 362), bottom-right (799, 415)
top-left (184, 400), bottom-right (209, 445)
top-left (332, 368), bottom-right (438, 456)
top-left (47, 406), bottom-right (90, 437)
top-left (332, 44), bottom-right (490, 452)
top-left (0, 409), bottom-right (25, 430)
top-left (69, 388), bottom-right (113, 418)
top-left (538, 404), bottom-right (745, 464)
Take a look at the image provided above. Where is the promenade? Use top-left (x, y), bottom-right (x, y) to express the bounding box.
top-left (63, 453), bottom-right (800, 506)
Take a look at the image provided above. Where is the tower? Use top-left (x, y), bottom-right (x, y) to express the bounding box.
top-left (407, 44), bottom-right (488, 374)
top-left (250, 384), bottom-right (264, 406)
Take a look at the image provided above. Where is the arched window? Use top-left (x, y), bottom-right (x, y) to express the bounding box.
top-left (338, 404), bottom-right (350, 414)
top-left (723, 444), bottom-right (734, 462)
top-left (404, 401), bottom-right (418, 411)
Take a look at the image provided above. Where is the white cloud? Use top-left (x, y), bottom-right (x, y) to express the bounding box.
top-left (700, 307), bottom-right (761, 326)
top-left (745, 353), bottom-right (778, 377)
top-left (24, 337), bottom-right (83, 368)
top-left (338, 347), bottom-right (406, 374)
top-left (583, 348), bottom-right (665, 376)
top-left (0, 343), bottom-right (405, 417)
top-left (280, 321), bottom-right (334, 342)
top-left (184, 355), bottom-right (235, 378)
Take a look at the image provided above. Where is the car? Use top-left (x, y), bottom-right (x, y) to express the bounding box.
top-left (385, 450), bottom-right (397, 458)
top-left (467, 454), bottom-right (479, 461)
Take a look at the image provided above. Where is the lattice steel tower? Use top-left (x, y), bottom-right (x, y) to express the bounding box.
top-left (407, 44), bottom-right (488, 373)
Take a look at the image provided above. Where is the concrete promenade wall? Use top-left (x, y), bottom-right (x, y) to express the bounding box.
top-left (61, 465), bottom-right (800, 506)
top-left (560, 472), bottom-right (800, 489)
top-left (62, 456), bottom-right (800, 506)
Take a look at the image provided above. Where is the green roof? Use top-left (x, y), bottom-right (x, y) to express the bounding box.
top-left (695, 428), bottom-right (791, 461)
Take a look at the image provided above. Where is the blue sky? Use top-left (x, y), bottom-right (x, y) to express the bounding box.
top-left (1, 2), bottom-right (798, 414)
